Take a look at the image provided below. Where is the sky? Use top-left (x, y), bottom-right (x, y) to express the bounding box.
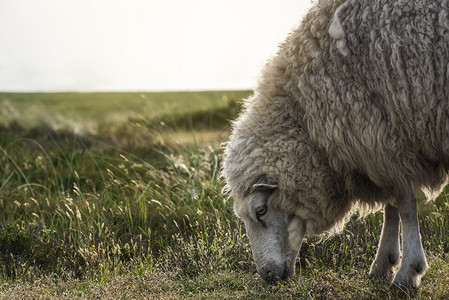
top-left (0, 0), bottom-right (311, 92)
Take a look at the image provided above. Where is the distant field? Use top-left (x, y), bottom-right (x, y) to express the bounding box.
top-left (0, 91), bottom-right (250, 124)
top-left (0, 91), bottom-right (251, 148)
top-left (0, 91), bottom-right (448, 299)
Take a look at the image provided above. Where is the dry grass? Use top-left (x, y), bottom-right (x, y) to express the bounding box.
top-left (2, 256), bottom-right (448, 299)
top-left (0, 92), bottom-right (448, 299)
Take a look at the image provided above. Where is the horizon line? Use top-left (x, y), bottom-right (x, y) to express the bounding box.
top-left (0, 88), bottom-right (253, 94)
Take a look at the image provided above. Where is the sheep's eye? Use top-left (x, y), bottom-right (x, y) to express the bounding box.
top-left (255, 205), bottom-right (267, 217)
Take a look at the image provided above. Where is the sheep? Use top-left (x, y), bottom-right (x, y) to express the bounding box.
top-left (221, 0), bottom-right (449, 289)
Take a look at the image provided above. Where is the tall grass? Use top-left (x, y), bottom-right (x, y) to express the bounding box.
top-left (0, 92), bottom-right (448, 298)
top-left (0, 93), bottom-right (253, 282)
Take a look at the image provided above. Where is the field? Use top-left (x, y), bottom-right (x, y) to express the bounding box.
top-left (0, 91), bottom-right (448, 299)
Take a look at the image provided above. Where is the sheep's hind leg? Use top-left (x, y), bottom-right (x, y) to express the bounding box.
top-left (369, 204), bottom-right (401, 278)
top-left (391, 191), bottom-right (428, 289)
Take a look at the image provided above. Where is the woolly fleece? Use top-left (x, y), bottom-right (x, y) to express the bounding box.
top-left (222, 0), bottom-right (449, 235)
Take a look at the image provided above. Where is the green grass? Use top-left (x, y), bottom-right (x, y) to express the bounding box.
top-left (0, 91), bottom-right (448, 299)
top-left (0, 91), bottom-right (247, 127)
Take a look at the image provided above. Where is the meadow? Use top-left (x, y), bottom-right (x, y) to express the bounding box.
top-left (0, 91), bottom-right (448, 299)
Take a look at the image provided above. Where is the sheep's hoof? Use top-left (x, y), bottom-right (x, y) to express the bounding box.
top-left (368, 254), bottom-right (399, 279)
top-left (391, 270), bottom-right (421, 290)
top-left (369, 264), bottom-right (395, 279)
top-left (390, 281), bottom-right (418, 291)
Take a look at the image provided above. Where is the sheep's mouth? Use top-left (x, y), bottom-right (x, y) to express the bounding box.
top-left (259, 261), bottom-right (294, 283)
top-left (260, 262), bottom-right (293, 284)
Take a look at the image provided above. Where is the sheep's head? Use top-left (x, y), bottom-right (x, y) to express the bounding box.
top-left (222, 95), bottom-right (342, 282)
top-left (223, 129), bottom-right (321, 282)
top-left (233, 178), bottom-right (306, 282)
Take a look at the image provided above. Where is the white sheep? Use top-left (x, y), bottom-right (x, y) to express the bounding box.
top-left (222, 0), bottom-right (449, 289)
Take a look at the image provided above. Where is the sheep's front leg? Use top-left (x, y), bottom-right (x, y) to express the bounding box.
top-left (369, 204), bottom-right (400, 278)
top-left (392, 192), bottom-right (428, 289)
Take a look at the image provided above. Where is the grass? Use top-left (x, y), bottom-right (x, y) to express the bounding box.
top-left (0, 91), bottom-right (245, 131)
top-left (0, 91), bottom-right (448, 299)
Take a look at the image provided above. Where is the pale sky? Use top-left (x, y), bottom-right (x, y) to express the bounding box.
top-left (0, 0), bottom-right (311, 92)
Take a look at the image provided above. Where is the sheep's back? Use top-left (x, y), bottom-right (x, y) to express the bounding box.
top-left (285, 0), bottom-right (449, 192)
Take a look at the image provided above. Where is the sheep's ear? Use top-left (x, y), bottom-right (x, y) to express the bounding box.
top-left (252, 180), bottom-right (278, 190)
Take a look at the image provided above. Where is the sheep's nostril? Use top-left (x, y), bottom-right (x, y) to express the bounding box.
top-left (259, 263), bottom-right (291, 282)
